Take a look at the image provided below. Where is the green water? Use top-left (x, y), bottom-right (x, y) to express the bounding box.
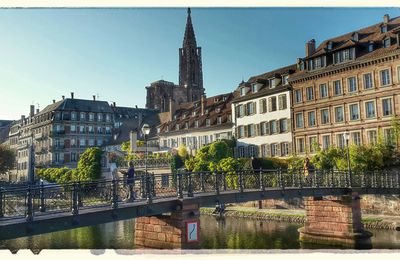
top-left (1, 215), bottom-right (400, 250)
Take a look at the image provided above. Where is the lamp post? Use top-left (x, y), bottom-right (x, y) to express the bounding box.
top-left (343, 130), bottom-right (352, 187)
top-left (141, 124), bottom-right (151, 201)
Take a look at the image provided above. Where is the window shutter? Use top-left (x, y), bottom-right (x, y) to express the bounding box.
top-left (283, 95), bottom-right (287, 109)
top-left (286, 118), bottom-right (291, 132)
top-left (276, 120), bottom-right (280, 133)
top-left (253, 102), bottom-right (257, 114)
top-left (277, 143), bottom-right (281, 157)
top-left (278, 95), bottom-right (283, 110)
top-left (288, 142), bottom-right (293, 156)
top-left (266, 121), bottom-right (270, 135)
top-left (255, 123), bottom-right (260, 136)
top-left (244, 125), bottom-right (248, 137)
top-left (259, 100), bottom-right (263, 113)
top-left (266, 144), bottom-right (271, 157)
top-left (268, 98), bottom-right (272, 112)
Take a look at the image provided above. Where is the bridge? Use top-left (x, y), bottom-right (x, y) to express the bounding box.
top-left (0, 169), bottom-right (399, 248)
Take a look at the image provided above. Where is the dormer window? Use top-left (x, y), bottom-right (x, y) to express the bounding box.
top-left (222, 96), bottom-right (227, 101)
top-left (327, 41), bottom-right (333, 50)
top-left (193, 111), bottom-right (197, 116)
top-left (309, 56), bottom-right (326, 70)
top-left (182, 114), bottom-right (186, 119)
top-left (174, 115), bottom-right (178, 120)
top-left (214, 97), bottom-right (219, 102)
top-left (185, 122), bottom-right (189, 129)
top-left (240, 87), bottom-right (246, 96)
top-left (282, 75), bottom-right (289, 85)
top-left (205, 118), bottom-right (211, 127)
top-left (381, 25), bottom-right (388, 33)
top-left (194, 102), bottom-right (199, 108)
top-left (175, 124), bottom-right (180, 131)
top-left (251, 83), bottom-right (258, 93)
top-left (383, 37), bottom-right (391, 48)
top-left (333, 48), bottom-right (355, 64)
top-left (166, 125), bottom-right (169, 132)
top-left (368, 42), bottom-right (374, 52)
top-left (195, 120), bottom-right (199, 128)
top-left (216, 108), bottom-right (221, 113)
top-left (269, 78), bottom-right (276, 89)
top-left (205, 109), bottom-right (209, 114)
top-left (157, 128), bottom-right (160, 134)
top-left (217, 116), bottom-right (222, 125)
top-left (352, 32), bottom-right (359, 42)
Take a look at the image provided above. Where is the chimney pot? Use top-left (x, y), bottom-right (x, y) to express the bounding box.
top-left (30, 105), bottom-right (35, 117)
top-left (62, 95), bottom-right (65, 100)
top-left (384, 14), bottom-right (389, 24)
top-left (113, 102), bottom-right (116, 107)
top-left (53, 100), bottom-right (56, 104)
top-left (36, 108), bottom-right (39, 114)
top-left (71, 92), bottom-right (74, 99)
top-left (93, 95), bottom-right (96, 101)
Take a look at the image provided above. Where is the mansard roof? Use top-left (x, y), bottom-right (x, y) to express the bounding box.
top-left (37, 98), bottom-right (114, 116)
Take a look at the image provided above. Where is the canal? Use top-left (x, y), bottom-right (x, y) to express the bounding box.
top-left (1, 215), bottom-right (400, 250)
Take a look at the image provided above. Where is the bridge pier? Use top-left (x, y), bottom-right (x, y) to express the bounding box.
top-left (299, 193), bottom-right (372, 248)
top-left (134, 202), bottom-right (200, 249)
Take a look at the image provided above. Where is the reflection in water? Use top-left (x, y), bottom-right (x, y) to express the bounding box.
top-left (1, 215), bottom-right (400, 250)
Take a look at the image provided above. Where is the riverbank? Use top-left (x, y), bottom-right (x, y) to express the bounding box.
top-left (200, 206), bottom-right (400, 231)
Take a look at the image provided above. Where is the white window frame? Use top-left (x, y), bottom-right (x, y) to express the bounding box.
top-left (382, 97), bottom-right (393, 117)
top-left (364, 100), bottom-right (376, 119)
top-left (334, 105), bottom-right (344, 123)
top-left (362, 72), bottom-right (374, 90)
top-left (320, 108), bottom-right (330, 125)
top-left (333, 80), bottom-right (342, 96)
top-left (379, 68), bottom-right (392, 87)
top-left (319, 83), bottom-right (328, 99)
top-left (347, 76), bottom-right (358, 93)
top-left (348, 102), bottom-right (360, 121)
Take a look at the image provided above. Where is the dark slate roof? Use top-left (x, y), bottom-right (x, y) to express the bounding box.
top-left (0, 124), bottom-right (11, 144)
top-left (37, 98), bottom-right (113, 115)
top-left (0, 120), bottom-right (13, 128)
top-left (112, 106), bottom-right (158, 119)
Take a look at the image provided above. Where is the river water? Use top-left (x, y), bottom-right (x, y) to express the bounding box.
top-left (1, 215), bottom-right (400, 250)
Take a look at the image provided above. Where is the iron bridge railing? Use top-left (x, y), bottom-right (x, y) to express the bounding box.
top-left (119, 158), bottom-right (172, 169)
top-left (0, 169), bottom-right (399, 222)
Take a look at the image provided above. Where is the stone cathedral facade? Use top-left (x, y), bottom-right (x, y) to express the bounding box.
top-left (145, 8), bottom-right (204, 112)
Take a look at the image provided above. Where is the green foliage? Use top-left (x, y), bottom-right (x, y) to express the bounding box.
top-left (178, 144), bottom-right (188, 159)
top-left (171, 154), bottom-right (184, 171)
top-left (0, 144), bottom-right (15, 175)
top-left (287, 155), bottom-right (305, 173)
top-left (208, 141), bottom-right (229, 163)
top-left (76, 147), bottom-right (103, 181)
top-left (217, 157), bottom-right (243, 189)
top-left (120, 141), bottom-right (130, 153)
top-left (36, 167), bottom-right (75, 184)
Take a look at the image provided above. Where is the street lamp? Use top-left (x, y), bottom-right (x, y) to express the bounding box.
top-left (141, 124), bottom-right (151, 201)
top-left (343, 130), bottom-right (352, 187)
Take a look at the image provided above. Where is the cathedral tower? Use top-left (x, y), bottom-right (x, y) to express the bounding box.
top-left (179, 8), bottom-right (204, 102)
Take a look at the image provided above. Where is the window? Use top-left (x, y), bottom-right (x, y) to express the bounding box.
top-left (368, 43), bottom-right (374, 52)
top-left (336, 133), bottom-right (345, 148)
top-left (278, 94), bottom-right (287, 110)
top-left (309, 136), bottom-right (317, 153)
top-left (251, 84), bottom-right (258, 93)
top-left (79, 138), bottom-right (86, 147)
top-left (347, 77), bottom-right (357, 92)
top-left (351, 132), bottom-right (361, 146)
top-left (367, 130), bottom-right (377, 145)
top-left (259, 99), bottom-right (267, 113)
top-left (381, 25), bottom-right (387, 33)
top-left (238, 126), bottom-right (245, 138)
top-left (269, 78), bottom-right (276, 88)
top-left (308, 111), bottom-right (316, 127)
top-left (89, 139), bottom-right (95, 147)
top-left (89, 113), bottom-right (94, 121)
top-left (97, 113), bottom-right (103, 121)
top-left (269, 120), bottom-right (277, 134)
top-left (70, 138), bottom-right (76, 147)
top-left (322, 135), bottom-right (330, 150)
top-left (279, 118), bottom-right (287, 133)
top-left (383, 38), bottom-right (391, 48)
top-left (70, 124), bottom-right (76, 133)
top-left (384, 128), bottom-right (394, 145)
top-left (311, 56), bottom-right (325, 70)
top-left (321, 108), bottom-right (330, 124)
top-left (295, 113), bottom-right (304, 128)
top-left (195, 120), bottom-right (199, 128)
top-left (382, 98), bottom-right (393, 116)
top-left (217, 117), bottom-right (222, 125)
top-left (380, 69), bottom-right (391, 86)
top-left (240, 87), bottom-right (246, 96)
top-left (283, 75), bottom-right (289, 85)
top-left (238, 105), bottom-right (245, 117)
top-left (349, 103), bottom-right (360, 120)
top-left (270, 143), bottom-right (278, 157)
top-left (97, 127), bottom-right (102, 134)
top-left (296, 138), bottom-right (305, 154)
top-left (185, 122), bottom-right (189, 129)
top-left (334, 106), bottom-right (344, 123)
top-left (268, 97), bottom-right (277, 112)
top-left (71, 112), bottom-right (77, 121)
top-left (247, 124), bottom-right (255, 137)
top-left (281, 143), bottom-right (290, 156)
top-left (294, 89), bottom-right (302, 103)
top-left (106, 114), bottom-right (111, 122)
top-left (105, 126), bottom-right (111, 134)
top-left (79, 125), bottom-right (85, 133)
top-left (334, 48), bottom-right (355, 63)
top-left (306, 86), bottom-right (314, 101)
top-left (333, 80), bottom-right (342, 95)
top-left (363, 73), bottom-right (373, 89)
top-left (205, 119), bottom-right (211, 127)
top-left (80, 112), bottom-right (86, 121)
top-left (247, 102), bottom-right (256, 115)
top-left (71, 153), bottom-right (76, 162)
top-left (319, 83), bottom-right (328, 99)
top-left (365, 101), bottom-right (376, 118)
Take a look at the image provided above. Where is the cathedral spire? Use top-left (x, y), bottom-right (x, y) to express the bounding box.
top-left (183, 7), bottom-right (197, 47)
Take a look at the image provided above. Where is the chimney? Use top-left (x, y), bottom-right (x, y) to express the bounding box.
top-left (305, 39), bottom-right (316, 57)
top-left (201, 95), bottom-right (206, 115)
top-left (169, 98), bottom-right (175, 121)
top-left (384, 14), bottom-right (389, 24)
top-left (30, 105), bottom-right (35, 117)
top-left (62, 95), bottom-right (65, 100)
top-left (71, 92), bottom-right (74, 99)
top-left (36, 108), bottom-right (39, 114)
top-left (52, 100), bottom-right (56, 104)
top-left (93, 95), bottom-right (96, 101)
top-left (21, 115), bottom-right (25, 121)
top-left (113, 102), bottom-right (116, 107)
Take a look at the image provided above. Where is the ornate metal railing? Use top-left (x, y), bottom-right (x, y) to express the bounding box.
top-left (119, 157), bottom-right (172, 169)
top-left (0, 169), bottom-right (399, 222)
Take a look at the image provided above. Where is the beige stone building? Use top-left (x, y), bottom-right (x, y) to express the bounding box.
top-left (290, 14), bottom-right (400, 155)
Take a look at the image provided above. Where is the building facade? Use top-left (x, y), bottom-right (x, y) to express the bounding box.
top-left (157, 93), bottom-right (235, 154)
top-left (290, 14), bottom-right (400, 155)
top-left (232, 65), bottom-right (296, 158)
top-left (145, 8), bottom-right (204, 112)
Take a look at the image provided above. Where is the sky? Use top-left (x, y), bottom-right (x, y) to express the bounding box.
top-left (0, 7), bottom-right (399, 120)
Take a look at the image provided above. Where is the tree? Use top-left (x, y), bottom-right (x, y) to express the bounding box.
top-left (208, 141), bottom-right (229, 163)
top-left (75, 147), bottom-right (103, 181)
top-left (178, 144), bottom-right (188, 159)
top-left (121, 141), bottom-right (130, 152)
top-left (0, 145), bottom-right (15, 175)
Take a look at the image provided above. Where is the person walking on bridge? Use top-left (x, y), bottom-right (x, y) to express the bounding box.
top-left (122, 161), bottom-right (135, 202)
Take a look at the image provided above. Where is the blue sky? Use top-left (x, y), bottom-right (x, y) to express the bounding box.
top-left (0, 8), bottom-right (399, 120)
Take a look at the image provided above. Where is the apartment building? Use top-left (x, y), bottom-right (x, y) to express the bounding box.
top-left (232, 65), bottom-right (296, 158)
top-left (290, 14), bottom-right (400, 155)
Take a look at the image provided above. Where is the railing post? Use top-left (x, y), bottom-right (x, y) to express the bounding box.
top-left (111, 179), bottom-right (118, 209)
top-left (396, 172), bottom-right (400, 189)
top-left (188, 172), bottom-right (194, 197)
top-left (147, 175), bottom-right (153, 204)
top-left (313, 169), bottom-right (318, 188)
top-left (214, 171), bottom-right (220, 195)
top-left (177, 173), bottom-right (183, 199)
top-left (238, 170), bottom-right (244, 193)
top-left (0, 189), bottom-right (3, 218)
top-left (279, 167), bottom-right (284, 190)
top-left (71, 183), bottom-right (78, 215)
top-left (200, 172), bottom-right (205, 192)
top-left (39, 180), bottom-right (46, 212)
top-left (152, 173), bottom-right (156, 197)
top-left (259, 169), bottom-right (265, 192)
top-left (298, 169), bottom-right (303, 188)
top-left (222, 171), bottom-right (227, 191)
top-left (140, 174), bottom-right (146, 199)
top-left (25, 186), bottom-right (33, 222)
top-left (361, 172), bottom-right (366, 188)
